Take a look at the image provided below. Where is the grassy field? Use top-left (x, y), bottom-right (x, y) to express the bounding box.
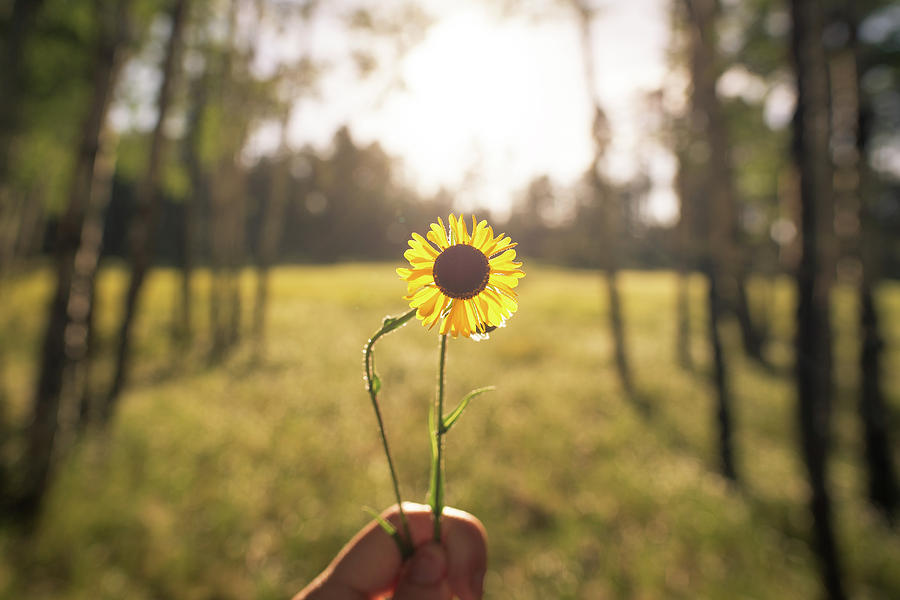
top-left (1, 263), bottom-right (899, 599)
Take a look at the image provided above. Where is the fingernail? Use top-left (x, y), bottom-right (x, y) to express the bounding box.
top-left (471, 569), bottom-right (486, 598)
top-left (409, 544), bottom-right (446, 585)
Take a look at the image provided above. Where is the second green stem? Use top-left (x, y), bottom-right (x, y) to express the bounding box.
top-left (432, 333), bottom-right (448, 541)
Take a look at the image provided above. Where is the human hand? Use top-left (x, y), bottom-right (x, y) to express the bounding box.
top-left (295, 502), bottom-right (487, 600)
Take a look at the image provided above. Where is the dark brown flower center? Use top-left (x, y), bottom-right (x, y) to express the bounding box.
top-left (432, 244), bottom-right (490, 300)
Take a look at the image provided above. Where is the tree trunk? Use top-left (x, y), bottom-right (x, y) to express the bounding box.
top-left (209, 188), bottom-right (226, 358)
top-left (734, 271), bottom-right (764, 361)
top-left (683, 0), bottom-right (738, 481)
top-left (207, 161), bottom-right (247, 357)
top-left (0, 0), bottom-right (46, 191)
top-left (226, 168), bottom-right (245, 348)
top-left (102, 0), bottom-right (189, 424)
top-left (13, 0), bottom-right (130, 517)
top-left (175, 71), bottom-right (210, 348)
top-left (0, 0), bottom-right (47, 274)
top-left (253, 105), bottom-right (293, 353)
top-left (0, 189), bottom-right (46, 271)
top-left (206, 0), bottom-right (249, 360)
top-left (67, 127), bottom-right (119, 433)
top-left (207, 160), bottom-right (244, 357)
top-left (14, 189), bottom-right (46, 260)
top-left (76, 282), bottom-right (98, 430)
top-left (859, 284), bottom-right (897, 519)
top-left (684, 0), bottom-right (766, 366)
top-left (253, 157), bottom-right (289, 354)
top-left (0, 194), bottom-right (26, 271)
top-left (704, 259), bottom-right (736, 480)
top-left (831, 5), bottom-right (899, 521)
top-left (676, 271), bottom-right (693, 369)
top-left (0, 354), bottom-right (7, 492)
top-left (172, 200), bottom-right (193, 347)
top-left (253, 261), bottom-right (270, 349)
top-left (576, 3), bottom-right (634, 399)
top-left (0, 0), bottom-right (45, 275)
top-left (604, 267), bottom-right (633, 396)
top-left (790, 0), bottom-right (846, 597)
top-left (675, 163), bottom-right (694, 370)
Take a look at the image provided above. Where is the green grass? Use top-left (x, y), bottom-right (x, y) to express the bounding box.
top-left (1, 264), bottom-right (899, 599)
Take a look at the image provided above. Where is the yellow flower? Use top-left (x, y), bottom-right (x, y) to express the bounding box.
top-left (397, 215), bottom-right (525, 338)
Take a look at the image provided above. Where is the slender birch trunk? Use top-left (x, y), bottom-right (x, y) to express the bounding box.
top-left (790, 0), bottom-right (846, 596)
top-left (683, 0), bottom-right (737, 481)
top-left (576, 2), bottom-right (634, 399)
top-left (102, 0), bottom-right (189, 423)
top-left (15, 0), bottom-right (130, 516)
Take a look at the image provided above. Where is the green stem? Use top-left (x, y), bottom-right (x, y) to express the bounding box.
top-left (432, 333), bottom-right (448, 541)
top-left (364, 308), bottom-right (416, 559)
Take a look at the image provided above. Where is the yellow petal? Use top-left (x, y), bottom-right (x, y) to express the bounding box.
top-left (472, 219), bottom-right (490, 250)
top-left (414, 289), bottom-right (442, 320)
top-left (483, 289), bottom-right (519, 319)
top-left (441, 300), bottom-right (464, 336)
top-left (494, 290), bottom-right (519, 314)
top-left (493, 265), bottom-right (524, 273)
top-left (425, 295), bottom-right (450, 329)
top-left (494, 238), bottom-right (517, 252)
top-left (489, 248), bottom-right (518, 266)
top-left (404, 269), bottom-right (434, 284)
top-left (403, 249), bottom-right (434, 266)
top-left (439, 302), bottom-right (455, 335)
top-left (480, 233), bottom-right (502, 257)
top-left (490, 281), bottom-right (519, 301)
top-left (406, 279), bottom-right (434, 296)
top-left (411, 232), bottom-right (439, 257)
top-left (489, 272), bottom-right (522, 289)
top-left (409, 285), bottom-right (438, 306)
top-left (449, 214), bottom-right (462, 246)
top-left (459, 215), bottom-right (470, 245)
top-left (463, 299), bottom-right (480, 336)
top-left (429, 218), bottom-right (449, 249)
top-left (475, 294), bottom-right (494, 327)
top-left (448, 214), bottom-right (460, 245)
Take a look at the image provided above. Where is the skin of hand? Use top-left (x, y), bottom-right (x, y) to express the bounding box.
top-left (295, 502), bottom-right (488, 600)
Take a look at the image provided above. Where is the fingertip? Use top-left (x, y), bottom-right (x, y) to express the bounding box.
top-left (406, 543), bottom-right (447, 585)
top-left (393, 543), bottom-right (452, 600)
top-left (442, 510), bottom-right (488, 600)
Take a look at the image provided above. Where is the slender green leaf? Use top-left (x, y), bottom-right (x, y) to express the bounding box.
top-left (441, 386), bottom-right (495, 433)
top-left (363, 506), bottom-right (397, 536)
top-left (427, 400), bottom-right (439, 506)
top-left (363, 507), bottom-right (413, 559)
top-left (371, 373), bottom-right (381, 395)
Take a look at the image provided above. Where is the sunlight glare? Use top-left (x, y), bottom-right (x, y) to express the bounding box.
top-left (354, 10), bottom-right (594, 215)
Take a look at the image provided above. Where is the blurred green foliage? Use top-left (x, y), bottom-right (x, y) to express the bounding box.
top-left (0, 264), bottom-right (898, 599)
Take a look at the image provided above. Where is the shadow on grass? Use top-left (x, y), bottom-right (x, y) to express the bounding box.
top-left (629, 384), bottom-right (696, 457)
top-left (627, 371), bottom-right (849, 595)
top-left (131, 339), bottom-right (298, 388)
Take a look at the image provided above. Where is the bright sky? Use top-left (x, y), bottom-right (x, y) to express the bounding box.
top-left (278, 0), bottom-right (678, 223)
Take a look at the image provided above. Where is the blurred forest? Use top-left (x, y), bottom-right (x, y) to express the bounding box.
top-left (1, 0), bottom-right (899, 598)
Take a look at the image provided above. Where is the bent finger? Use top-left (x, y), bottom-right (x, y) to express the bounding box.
top-left (296, 503), bottom-right (486, 599)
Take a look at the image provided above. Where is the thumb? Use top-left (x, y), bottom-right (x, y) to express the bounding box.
top-left (392, 543), bottom-right (452, 600)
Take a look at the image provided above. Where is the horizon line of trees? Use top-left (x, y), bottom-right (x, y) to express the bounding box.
top-left (16, 119), bottom-right (898, 277)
